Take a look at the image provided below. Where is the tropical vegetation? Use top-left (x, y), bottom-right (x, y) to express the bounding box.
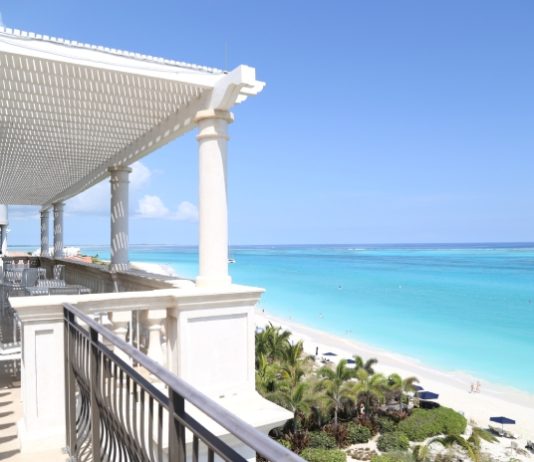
top-left (255, 323), bottom-right (496, 462)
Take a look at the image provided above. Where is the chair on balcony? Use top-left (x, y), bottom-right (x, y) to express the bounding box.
top-left (21, 268), bottom-right (40, 288)
top-left (53, 264), bottom-right (65, 281)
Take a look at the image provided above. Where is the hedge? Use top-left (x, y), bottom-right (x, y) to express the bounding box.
top-left (308, 432), bottom-right (337, 449)
top-left (346, 422), bottom-right (372, 444)
top-left (397, 407), bottom-right (466, 441)
top-left (376, 416), bottom-right (398, 433)
top-left (300, 448), bottom-right (347, 462)
top-left (376, 432), bottom-right (410, 452)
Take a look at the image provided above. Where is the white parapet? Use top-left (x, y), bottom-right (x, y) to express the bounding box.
top-left (11, 284), bottom-right (292, 455)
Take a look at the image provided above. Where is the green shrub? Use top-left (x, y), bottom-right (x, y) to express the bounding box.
top-left (346, 422), bottom-right (372, 444)
top-left (376, 432), bottom-right (410, 452)
top-left (308, 432), bottom-right (337, 449)
top-left (398, 407), bottom-right (466, 442)
top-left (278, 438), bottom-right (291, 449)
top-left (300, 448), bottom-right (347, 462)
top-left (376, 416), bottom-right (398, 433)
top-left (433, 407), bottom-right (467, 435)
top-left (372, 452), bottom-right (414, 462)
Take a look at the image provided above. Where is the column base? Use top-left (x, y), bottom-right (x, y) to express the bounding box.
top-left (18, 419), bottom-right (65, 453)
top-left (195, 274), bottom-right (232, 288)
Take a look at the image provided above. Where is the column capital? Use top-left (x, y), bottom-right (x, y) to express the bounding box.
top-left (108, 165), bottom-right (133, 175)
top-left (194, 109), bottom-right (234, 124)
top-left (40, 208), bottom-right (50, 216)
top-left (53, 202), bottom-right (65, 211)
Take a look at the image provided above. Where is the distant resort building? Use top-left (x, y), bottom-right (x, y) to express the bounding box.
top-left (0, 26), bottom-right (300, 461)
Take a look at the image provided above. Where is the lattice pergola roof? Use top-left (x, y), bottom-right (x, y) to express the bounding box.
top-left (0, 27), bottom-right (264, 208)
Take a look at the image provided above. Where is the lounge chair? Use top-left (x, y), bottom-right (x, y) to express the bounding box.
top-left (488, 424), bottom-right (504, 436)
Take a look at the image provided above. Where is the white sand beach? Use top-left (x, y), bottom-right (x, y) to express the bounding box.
top-left (125, 261), bottom-right (534, 454)
top-left (255, 310), bottom-right (534, 446)
top-left (130, 261), bottom-right (180, 277)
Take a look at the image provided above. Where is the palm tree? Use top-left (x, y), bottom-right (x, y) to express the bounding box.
top-left (276, 382), bottom-right (313, 432)
top-left (427, 427), bottom-right (497, 462)
top-left (256, 323), bottom-right (291, 364)
top-left (317, 359), bottom-right (354, 428)
top-left (255, 352), bottom-right (280, 396)
top-left (281, 340), bottom-right (312, 388)
top-left (353, 355), bottom-right (378, 375)
top-left (386, 373), bottom-right (419, 410)
top-left (352, 368), bottom-right (386, 416)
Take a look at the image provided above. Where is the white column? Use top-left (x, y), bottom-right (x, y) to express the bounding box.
top-left (0, 225), bottom-right (7, 255)
top-left (109, 166), bottom-right (131, 272)
top-left (0, 204), bottom-right (8, 255)
top-left (40, 209), bottom-right (50, 257)
top-left (53, 202), bottom-right (64, 258)
top-left (195, 109), bottom-right (233, 288)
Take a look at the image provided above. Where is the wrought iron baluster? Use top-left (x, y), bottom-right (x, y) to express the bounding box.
top-left (90, 326), bottom-right (102, 462)
top-left (168, 389), bottom-right (186, 462)
top-left (63, 303), bottom-right (304, 462)
top-left (192, 435), bottom-right (199, 462)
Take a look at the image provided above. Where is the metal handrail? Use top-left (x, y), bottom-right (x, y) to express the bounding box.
top-left (64, 303), bottom-right (303, 461)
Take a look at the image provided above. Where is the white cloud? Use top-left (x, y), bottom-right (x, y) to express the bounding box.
top-left (130, 162), bottom-right (151, 190)
top-left (137, 195), bottom-right (169, 218)
top-left (67, 161), bottom-right (151, 215)
top-left (8, 205), bottom-right (40, 221)
top-left (175, 201), bottom-right (199, 221)
top-left (136, 195), bottom-right (198, 222)
top-left (67, 180), bottom-right (109, 215)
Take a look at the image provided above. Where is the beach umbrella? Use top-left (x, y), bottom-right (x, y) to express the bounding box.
top-left (346, 358), bottom-right (356, 364)
top-left (323, 352), bottom-right (337, 356)
top-left (490, 416), bottom-right (516, 433)
top-left (417, 391), bottom-right (439, 400)
top-left (413, 385), bottom-right (424, 391)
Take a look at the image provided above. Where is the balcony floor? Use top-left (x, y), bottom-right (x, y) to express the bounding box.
top-left (0, 363), bottom-right (66, 461)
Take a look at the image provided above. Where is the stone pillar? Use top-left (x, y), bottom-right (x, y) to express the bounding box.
top-left (53, 202), bottom-right (64, 258)
top-left (195, 109), bottom-right (233, 288)
top-left (11, 301), bottom-right (66, 452)
top-left (40, 209), bottom-right (50, 257)
top-left (109, 166), bottom-right (131, 273)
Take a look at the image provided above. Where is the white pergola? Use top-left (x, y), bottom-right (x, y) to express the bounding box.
top-left (0, 26), bottom-right (264, 285)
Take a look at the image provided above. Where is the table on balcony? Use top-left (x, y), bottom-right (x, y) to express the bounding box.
top-left (24, 284), bottom-right (91, 296)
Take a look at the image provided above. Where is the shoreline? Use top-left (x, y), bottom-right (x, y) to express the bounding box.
top-left (108, 259), bottom-right (534, 439)
top-left (256, 309), bottom-right (534, 440)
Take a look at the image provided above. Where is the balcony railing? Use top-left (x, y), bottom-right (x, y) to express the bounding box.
top-left (64, 302), bottom-right (303, 462)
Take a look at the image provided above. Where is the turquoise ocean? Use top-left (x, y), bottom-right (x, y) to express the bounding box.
top-left (20, 243), bottom-right (534, 393)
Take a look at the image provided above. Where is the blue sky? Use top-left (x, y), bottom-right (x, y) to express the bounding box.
top-left (2, 1), bottom-right (534, 246)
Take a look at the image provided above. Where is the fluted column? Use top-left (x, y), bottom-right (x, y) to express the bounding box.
top-left (195, 109), bottom-right (233, 288)
top-left (53, 202), bottom-right (64, 258)
top-left (40, 209), bottom-right (50, 257)
top-left (109, 166), bottom-right (132, 272)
